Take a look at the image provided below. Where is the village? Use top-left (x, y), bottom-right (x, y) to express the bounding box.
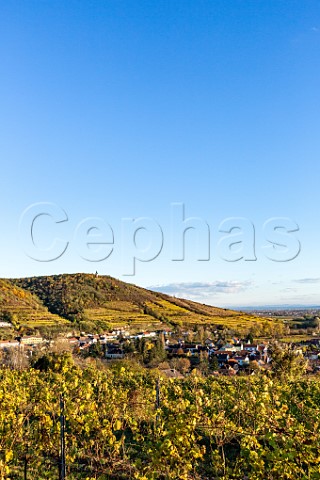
top-left (1, 326), bottom-right (320, 376)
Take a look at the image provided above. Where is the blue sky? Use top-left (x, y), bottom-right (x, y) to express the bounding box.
top-left (1, 0), bottom-right (320, 306)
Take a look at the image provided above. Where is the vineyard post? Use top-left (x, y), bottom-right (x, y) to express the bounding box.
top-left (24, 456), bottom-right (27, 480)
top-left (59, 394), bottom-right (66, 480)
top-left (156, 378), bottom-right (161, 409)
top-left (156, 378), bottom-right (161, 422)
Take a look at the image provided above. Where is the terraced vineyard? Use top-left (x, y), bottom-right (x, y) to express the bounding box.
top-left (83, 301), bottom-right (162, 330)
top-left (0, 273), bottom-right (275, 333)
top-left (143, 298), bottom-right (277, 333)
top-left (0, 279), bottom-right (69, 329)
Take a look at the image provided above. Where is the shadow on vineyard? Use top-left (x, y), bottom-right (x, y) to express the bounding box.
top-left (1, 352), bottom-right (320, 479)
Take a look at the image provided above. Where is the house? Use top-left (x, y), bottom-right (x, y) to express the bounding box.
top-left (220, 343), bottom-right (243, 352)
top-left (249, 351), bottom-right (261, 362)
top-left (132, 331), bottom-right (157, 339)
top-left (105, 348), bottom-right (125, 359)
top-left (0, 340), bottom-right (20, 349)
top-left (20, 336), bottom-right (43, 346)
top-left (306, 352), bottom-right (320, 361)
top-left (220, 343), bottom-right (235, 351)
top-left (183, 343), bottom-right (201, 350)
top-left (79, 337), bottom-right (90, 347)
top-left (112, 329), bottom-right (129, 337)
top-left (0, 321), bottom-right (12, 328)
top-left (101, 334), bottom-right (117, 341)
top-left (161, 329), bottom-right (173, 336)
top-left (243, 344), bottom-right (258, 352)
top-left (216, 353), bottom-right (230, 365)
top-left (233, 353), bottom-right (250, 366)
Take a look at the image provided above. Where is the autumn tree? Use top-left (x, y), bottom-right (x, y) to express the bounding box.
top-left (170, 357), bottom-right (191, 374)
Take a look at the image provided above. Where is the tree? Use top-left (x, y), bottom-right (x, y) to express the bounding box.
top-left (122, 340), bottom-right (135, 354)
top-left (158, 361), bottom-right (170, 370)
top-left (198, 350), bottom-right (209, 375)
top-left (136, 337), bottom-right (167, 366)
top-left (135, 337), bottom-right (148, 359)
top-left (268, 342), bottom-right (307, 380)
top-left (171, 357), bottom-right (191, 374)
top-left (195, 326), bottom-right (205, 344)
top-left (32, 351), bottom-right (74, 372)
top-left (146, 337), bottom-right (167, 366)
top-left (210, 355), bottom-right (219, 371)
top-left (87, 340), bottom-right (103, 358)
top-left (43, 334), bottom-right (70, 352)
top-left (216, 326), bottom-right (227, 343)
top-left (0, 310), bottom-right (16, 324)
top-left (3, 346), bottom-right (29, 370)
top-left (246, 332), bottom-right (254, 344)
top-left (249, 359), bottom-right (260, 373)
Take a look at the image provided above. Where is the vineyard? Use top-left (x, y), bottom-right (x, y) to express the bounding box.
top-left (1, 354), bottom-right (320, 479)
top-left (5, 274), bottom-right (272, 333)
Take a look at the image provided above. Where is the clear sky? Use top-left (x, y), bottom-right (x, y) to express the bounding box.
top-left (1, 0), bottom-right (320, 307)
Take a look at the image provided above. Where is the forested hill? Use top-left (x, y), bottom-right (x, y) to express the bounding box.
top-left (0, 273), bottom-right (269, 332)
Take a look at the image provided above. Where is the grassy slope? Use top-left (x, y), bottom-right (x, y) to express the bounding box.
top-left (9, 273), bottom-right (271, 332)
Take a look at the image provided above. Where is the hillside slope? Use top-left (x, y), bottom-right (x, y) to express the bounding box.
top-left (0, 279), bottom-right (69, 330)
top-left (9, 273), bottom-right (269, 332)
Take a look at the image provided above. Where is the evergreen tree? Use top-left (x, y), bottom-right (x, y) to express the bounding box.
top-left (210, 355), bottom-right (219, 371)
top-left (268, 341), bottom-right (307, 380)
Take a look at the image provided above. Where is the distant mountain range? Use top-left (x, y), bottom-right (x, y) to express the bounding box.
top-left (0, 273), bottom-right (270, 333)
